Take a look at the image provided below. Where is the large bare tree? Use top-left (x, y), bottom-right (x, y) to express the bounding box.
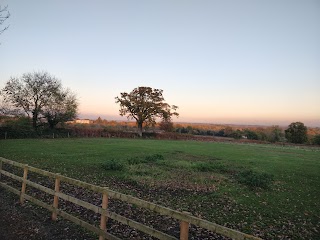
top-left (115, 86), bottom-right (178, 136)
top-left (2, 71), bottom-right (78, 129)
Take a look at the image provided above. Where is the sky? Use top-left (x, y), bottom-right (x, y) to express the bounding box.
top-left (1, 0), bottom-right (319, 127)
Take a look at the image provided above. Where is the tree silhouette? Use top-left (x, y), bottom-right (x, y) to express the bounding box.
top-left (115, 86), bottom-right (178, 136)
top-left (2, 71), bottom-right (78, 129)
top-left (285, 122), bottom-right (308, 144)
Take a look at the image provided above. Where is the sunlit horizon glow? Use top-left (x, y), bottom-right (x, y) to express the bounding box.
top-left (1, 0), bottom-right (319, 127)
top-left (79, 111), bottom-right (320, 127)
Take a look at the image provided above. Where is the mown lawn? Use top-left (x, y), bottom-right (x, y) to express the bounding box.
top-left (1, 138), bottom-right (319, 239)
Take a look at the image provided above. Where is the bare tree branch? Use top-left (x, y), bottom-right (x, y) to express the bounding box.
top-left (0, 5), bottom-right (10, 35)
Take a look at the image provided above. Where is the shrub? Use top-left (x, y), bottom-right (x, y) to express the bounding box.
top-left (236, 170), bottom-right (273, 189)
top-left (230, 130), bottom-right (243, 139)
top-left (0, 117), bottom-right (38, 139)
top-left (142, 132), bottom-right (157, 138)
top-left (159, 119), bottom-right (174, 132)
top-left (102, 159), bottom-right (125, 171)
top-left (312, 135), bottom-right (320, 145)
top-left (244, 129), bottom-right (259, 140)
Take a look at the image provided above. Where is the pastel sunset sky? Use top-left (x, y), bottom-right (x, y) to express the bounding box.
top-left (1, 1), bottom-right (319, 126)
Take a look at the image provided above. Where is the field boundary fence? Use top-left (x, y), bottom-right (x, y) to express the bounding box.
top-left (0, 157), bottom-right (262, 240)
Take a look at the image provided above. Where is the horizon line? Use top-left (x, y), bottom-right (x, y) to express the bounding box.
top-left (78, 113), bottom-right (320, 128)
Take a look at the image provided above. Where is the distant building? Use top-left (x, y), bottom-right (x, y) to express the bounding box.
top-left (68, 119), bottom-right (93, 124)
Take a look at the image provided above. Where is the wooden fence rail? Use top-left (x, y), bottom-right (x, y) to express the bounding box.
top-left (0, 157), bottom-right (262, 240)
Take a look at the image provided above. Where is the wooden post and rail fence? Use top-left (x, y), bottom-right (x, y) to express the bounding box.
top-left (0, 157), bottom-right (262, 240)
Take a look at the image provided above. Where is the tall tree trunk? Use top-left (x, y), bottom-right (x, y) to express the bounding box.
top-left (137, 121), bottom-right (143, 137)
top-left (32, 112), bottom-right (38, 129)
top-left (48, 120), bottom-right (55, 129)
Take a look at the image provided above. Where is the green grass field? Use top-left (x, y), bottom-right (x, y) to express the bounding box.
top-left (1, 138), bottom-right (319, 239)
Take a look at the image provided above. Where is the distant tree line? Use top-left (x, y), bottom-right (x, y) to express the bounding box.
top-left (0, 71), bottom-right (319, 145)
top-left (174, 122), bottom-right (319, 145)
top-left (1, 113), bottom-right (320, 145)
top-left (174, 125), bottom-right (284, 142)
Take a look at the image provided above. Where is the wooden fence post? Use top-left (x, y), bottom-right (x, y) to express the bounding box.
top-left (20, 165), bottom-right (29, 205)
top-left (180, 211), bottom-right (190, 240)
top-left (99, 188), bottom-right (109, 240)
top-left (52, 174), bottom-right (61, 221)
